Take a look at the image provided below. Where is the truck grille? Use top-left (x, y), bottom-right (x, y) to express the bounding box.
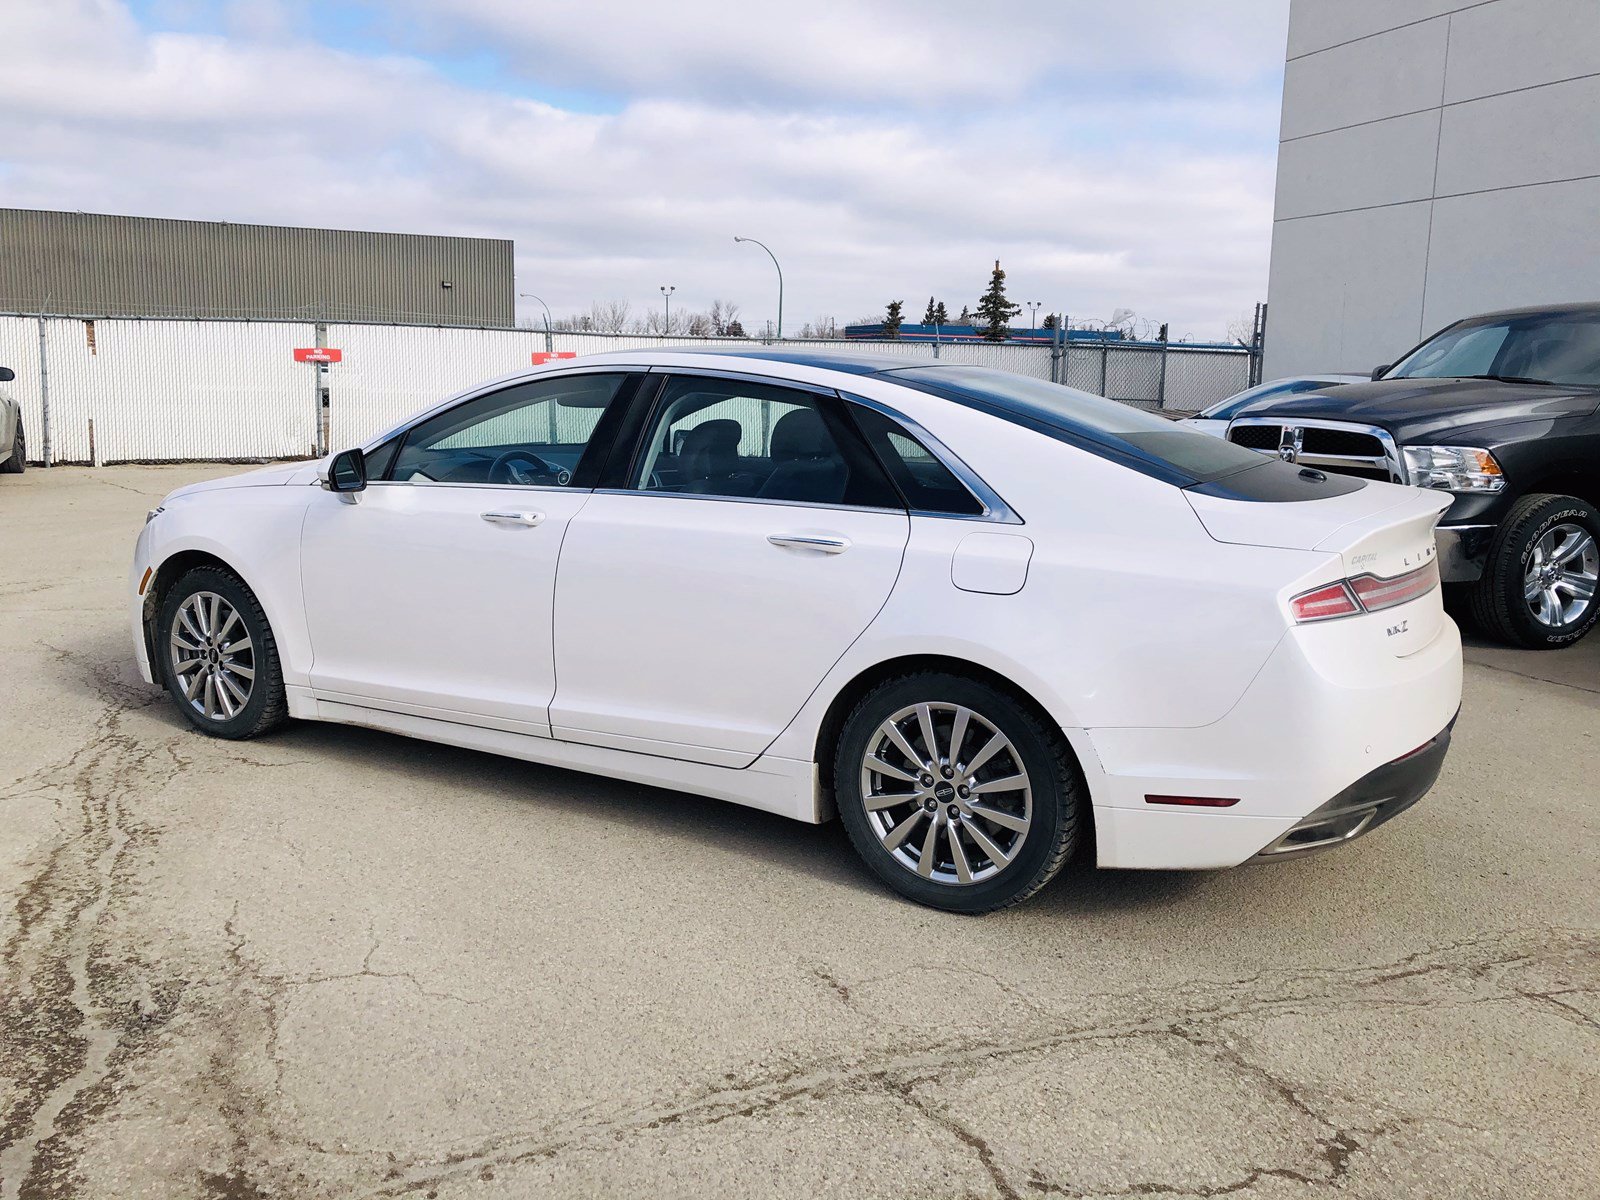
top-left (1227, 420), bottom-right (1402, 483)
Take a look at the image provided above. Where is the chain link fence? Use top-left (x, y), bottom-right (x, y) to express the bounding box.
top-left (0, 315), bottom-right (1256, 465)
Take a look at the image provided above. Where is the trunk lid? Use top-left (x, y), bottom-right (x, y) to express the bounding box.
top-left (1186, 481), bottom-right (1452, 657)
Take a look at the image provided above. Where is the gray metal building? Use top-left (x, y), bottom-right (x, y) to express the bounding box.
top-left (0, 208), bottom-right (514, 327)
top-left (1264, 0), bottom-right (1600, 378)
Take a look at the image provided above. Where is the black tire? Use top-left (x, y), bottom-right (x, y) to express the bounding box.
top-left (157, 566), bottom-right (288, 738)
top-left (1468, 494), bottom-right (1600, 649)
top-left (833, 672), bottom-right (1083, 913)
top-left (0, 417), bottom-right (23, 473)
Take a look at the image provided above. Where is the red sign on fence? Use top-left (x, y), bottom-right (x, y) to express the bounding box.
top-left (293, 348), bottom-right (343, 364)
top-left (531, 351), bottom-right (577, 366)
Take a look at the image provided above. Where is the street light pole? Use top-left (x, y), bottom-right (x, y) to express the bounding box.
top-left (733, 236), bottom-right (783, 341)
top-left (1027, 301), bottom-right (1042, 333)
top-left (660, 285), bottom-right (676, 334)
top-left (519, 291), bottom-right (554, 352)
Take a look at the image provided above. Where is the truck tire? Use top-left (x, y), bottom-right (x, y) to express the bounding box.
top-left (1468, 494), bottom-right (1600, 649)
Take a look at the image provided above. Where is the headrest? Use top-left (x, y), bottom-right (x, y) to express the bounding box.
top-left (769, 408), bottom-right (830, 460)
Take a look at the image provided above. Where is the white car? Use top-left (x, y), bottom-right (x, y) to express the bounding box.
top-left (0, 366), bottom-right (24, 473)
top-left (131, 351), bottom-right (1462, 912)
top-left (1181, 375), bottom-right (1368, 437)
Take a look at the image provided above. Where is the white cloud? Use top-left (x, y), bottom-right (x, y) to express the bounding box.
top-left (0, 0), bottom-right (1289, 338)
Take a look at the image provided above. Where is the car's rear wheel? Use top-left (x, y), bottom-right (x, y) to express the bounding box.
top-left (1, 418), bottom-right (23, 473)
top-left (833, 672), bottom-right (1082, 913)
top-left (1469, 494), bottom-right (1600, 649)
top-left (157, 566), bottom-right (287, 738)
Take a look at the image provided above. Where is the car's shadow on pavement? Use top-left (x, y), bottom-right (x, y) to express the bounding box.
top-left (79, 631), bottom-right (1226, 915)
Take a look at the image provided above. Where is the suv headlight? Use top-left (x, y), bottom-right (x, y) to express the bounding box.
top-left (1402, 446), bottom-right (1505, 492)
top-left (145, 505), bottom-right (165, 524)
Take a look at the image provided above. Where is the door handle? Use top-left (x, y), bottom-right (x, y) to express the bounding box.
top-left (767, 533), bottom-right (850, 554)
top-left (481, 510), bottom-right (545, 527)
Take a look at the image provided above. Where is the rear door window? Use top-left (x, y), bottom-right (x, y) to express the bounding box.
top-left (629, 375), bottom-right (900, 509)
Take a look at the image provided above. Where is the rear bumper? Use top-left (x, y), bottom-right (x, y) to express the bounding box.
top-left (1436, 524), bottom-right (1496, 583)
top-left (1083, 611), bottom-right (1462, 870)
top-left (1255, 718), bottom-right (1452, 859)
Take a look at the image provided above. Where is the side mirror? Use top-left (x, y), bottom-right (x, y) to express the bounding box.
top-left (321, 447), bottom-right (367, 497)
top-left (1371, 365), bottom-right (1390, 380)
top-left (0, 367), bottom-right (14, 382)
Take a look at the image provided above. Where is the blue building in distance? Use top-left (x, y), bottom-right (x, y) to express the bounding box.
top-left (842, 323), bottom-right (1124, 345)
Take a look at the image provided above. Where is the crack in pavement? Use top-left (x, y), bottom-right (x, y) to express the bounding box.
top-left (0, 652), bottom-right (185, 1200)
top-left (346, 928), bottom-right (1596, 1199)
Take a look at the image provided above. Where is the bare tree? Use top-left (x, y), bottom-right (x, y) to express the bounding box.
top-left (1226, 310), bottom-right (1255, 347)
top-left (707, 299), bottom-right (739, 336)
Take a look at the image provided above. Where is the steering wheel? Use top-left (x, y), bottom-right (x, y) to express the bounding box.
top-left (488, 449), bottom-right (566, 486)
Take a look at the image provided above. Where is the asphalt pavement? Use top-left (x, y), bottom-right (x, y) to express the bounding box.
top-left (2, 465), bottom-right (1596, 1199)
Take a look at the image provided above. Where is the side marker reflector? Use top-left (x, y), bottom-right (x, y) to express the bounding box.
top-left (1145, 795), bottom-right (1241, 808)
top-left (138, 567), bottom-right (153, 596)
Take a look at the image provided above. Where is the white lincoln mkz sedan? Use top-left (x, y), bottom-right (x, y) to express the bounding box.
top-left (131, 350), bottom-right (1463, 911)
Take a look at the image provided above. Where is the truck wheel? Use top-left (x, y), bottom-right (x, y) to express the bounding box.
top-left (1469, 494), bottom-right (1600, 649)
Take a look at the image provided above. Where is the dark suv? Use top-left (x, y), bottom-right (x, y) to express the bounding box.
top-left (1230, 303), bottom-right (1600, 649)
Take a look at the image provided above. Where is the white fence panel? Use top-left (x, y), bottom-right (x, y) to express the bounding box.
top-left (935, 343), bottom-right (1053, 379)
top-left (325, 323), bottom-right (544, 447)
top-left (41, 318), bottom-right (316, 463)
top-left (0, 317), bottom-right (45, 464)
top-left (1, 317), bottom-right (1259, 464)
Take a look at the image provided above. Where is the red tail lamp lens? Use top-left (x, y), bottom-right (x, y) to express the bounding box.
top-left (1290, 561), bottom-right (1438, 624)
top-left (1349, 562), bottom-right (1439, 612)
top-left (1289, 581), bottom-right (1360, 623)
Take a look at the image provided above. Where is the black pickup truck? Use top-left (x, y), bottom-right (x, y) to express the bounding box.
top-left (1229, 302), bottom-right (1600, 649)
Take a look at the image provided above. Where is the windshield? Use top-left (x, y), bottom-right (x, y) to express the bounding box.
top-left (1199, 378), bottom-right (1351, 420)
top-left (1387, 311), bottom-right (1600, 387)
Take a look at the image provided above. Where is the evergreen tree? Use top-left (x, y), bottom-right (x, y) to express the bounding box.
top-left (976, 259), bottom-right (1021, 342)
top-left (933, 301), bottom-right (949, 325)
top-left (957, 304), bottom-right (971, 323)
top-left (1042, 313), bottom-right (1058, 330)
top-left (922, 296), bottom-right (938, 324)
top-left (884, 299), bottom-right (904, 339)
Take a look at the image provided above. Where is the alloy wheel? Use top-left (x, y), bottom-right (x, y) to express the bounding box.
top-left (1523, 523), bottom-right (1598, 628)
top-left (168, 591), bottom-right (256, 721)
top-left (859, 702), bottom-right (1032, 885)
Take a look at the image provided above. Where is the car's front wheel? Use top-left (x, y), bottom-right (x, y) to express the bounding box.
top-left (157, 566), bottom-right (287, 738)
top-left (834, 672), bottom-right (1083, 913)
top-left (1470, 494), bottom-right (1600, 649)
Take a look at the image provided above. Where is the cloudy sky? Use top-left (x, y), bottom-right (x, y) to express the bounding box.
top-left (2, 0), bottom-right (1291, 339)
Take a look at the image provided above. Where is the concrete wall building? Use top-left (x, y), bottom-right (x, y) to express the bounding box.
top-left (0, 209), bottom-right (514, 327)
top-left (1264, 0), bottom-right (1600, 377)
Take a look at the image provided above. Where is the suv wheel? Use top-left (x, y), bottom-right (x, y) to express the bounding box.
top-left (1469, 494), bottom-right (1600, 649)
top-left (833, 672), bottom-right (1083, 913)
top-left (157, 566), bottom-right (287, 738)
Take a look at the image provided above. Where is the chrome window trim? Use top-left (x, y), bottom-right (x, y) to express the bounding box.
top-left (642, 363), bottom-right (840, 398)
top-left (841, 391), bottom-right (1023, 525)
top-left (1226, 416), bottom-right (1408, 484)
top-left (589, 487), bottom-right (904, 518)
top-left (360, 479), bottom-right (589, 494)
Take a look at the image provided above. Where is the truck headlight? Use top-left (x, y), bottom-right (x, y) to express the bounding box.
top-left (1402, 446), bottom-right (1505, 492)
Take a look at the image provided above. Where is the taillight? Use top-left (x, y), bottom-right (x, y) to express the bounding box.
top-left (1290, 581), bottom-right (1360, 623)
top-left (1349, 562), bottom-right (1439, 612)
top-left (1289, 561), bottom-right (1438, 624)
